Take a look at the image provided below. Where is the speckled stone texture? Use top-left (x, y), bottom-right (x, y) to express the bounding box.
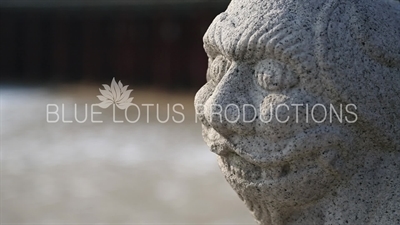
top-left (194, 0), bottom-right (400, 224)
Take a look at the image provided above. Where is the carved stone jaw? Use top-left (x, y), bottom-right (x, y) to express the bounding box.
top-left (209, 127), bottom-right (356, 224)
top-left (195, 71), bottom-right (360, 223)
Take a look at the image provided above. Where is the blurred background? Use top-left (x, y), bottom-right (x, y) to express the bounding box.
top-left (0, 0), bottom-right (254, 224)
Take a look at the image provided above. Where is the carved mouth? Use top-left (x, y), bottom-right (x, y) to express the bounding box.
top-left (217, 148), bottom-right (336, 207)
top-left (219, 152), bottom-right (293, 181)
top-left (204, 125), bottom-right (350, 172)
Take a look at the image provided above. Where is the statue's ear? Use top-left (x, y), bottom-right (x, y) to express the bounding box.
top-left (351, 0), bottom-right (400, 68)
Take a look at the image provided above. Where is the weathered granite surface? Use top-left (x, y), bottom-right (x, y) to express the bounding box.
top-left (195, 0), bottom-right (400, 224)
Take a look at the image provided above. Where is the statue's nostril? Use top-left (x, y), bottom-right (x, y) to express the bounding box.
top-left (280, 163), bottom-right (291, 177)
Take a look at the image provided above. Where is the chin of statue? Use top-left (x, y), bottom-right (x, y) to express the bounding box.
top-left (218, 151), bottom-right (339, 207)
top-left (208, 127), bottom-right (360, 214)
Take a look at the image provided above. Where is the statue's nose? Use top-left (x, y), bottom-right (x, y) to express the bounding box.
top-left (203, 63), bottom-right (257, 137)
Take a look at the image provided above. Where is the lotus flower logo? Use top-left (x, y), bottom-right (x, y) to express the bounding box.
top-left (97, 78), bottom-right (134, 110)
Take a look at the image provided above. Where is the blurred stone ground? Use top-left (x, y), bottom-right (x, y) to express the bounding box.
top-left (0, 84), bottom-right (254, 224)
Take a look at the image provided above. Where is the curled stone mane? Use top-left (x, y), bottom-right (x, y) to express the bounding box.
top-left (315, 0), bottom-right (400, 151)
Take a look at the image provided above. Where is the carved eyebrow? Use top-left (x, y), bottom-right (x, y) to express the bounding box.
top-left (204, 15), bottom-right (313, 73)
top-left (203, 13), bottom-right (261, 60)
top-left (203, 13), bottom-right (230, 59)
top-left (203, 25), bottom-right (219, 59)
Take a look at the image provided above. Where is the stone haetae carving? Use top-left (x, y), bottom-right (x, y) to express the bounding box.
top-left (194, 0), bottom-right (400, 224)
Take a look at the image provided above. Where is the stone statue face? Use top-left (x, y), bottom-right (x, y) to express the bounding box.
top-left (195, 0), bottom-right (400, 223)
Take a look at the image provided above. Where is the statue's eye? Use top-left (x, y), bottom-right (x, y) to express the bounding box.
top-left (254, 59), bottom-right (299, 91)
top-left (207, 55), bottom-right (231, 85)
